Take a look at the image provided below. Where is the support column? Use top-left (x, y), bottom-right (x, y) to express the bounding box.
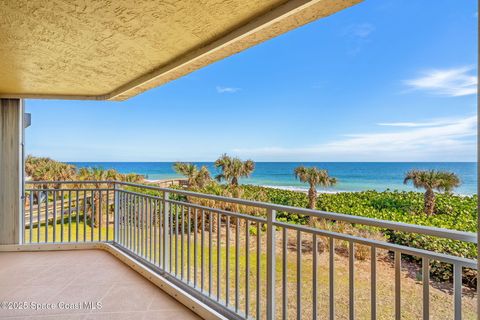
top-left (0, 99), bottom-right (24, 245)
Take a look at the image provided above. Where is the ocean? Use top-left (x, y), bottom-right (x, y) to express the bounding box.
top-left (69, 162), bottom-right (477, 195)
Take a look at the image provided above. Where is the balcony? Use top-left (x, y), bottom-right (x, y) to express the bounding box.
top-left (0, 1), bottom-right (475, 319)
top-left (0, 250), bottom-right (201, 319)
top-left (1, 180), bottom-right (476, 319)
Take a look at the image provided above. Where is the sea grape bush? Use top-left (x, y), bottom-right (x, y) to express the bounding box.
top-left (246, 186), bottom-right (477, 286)
top-left (134, 183), bottom-right (477, 286)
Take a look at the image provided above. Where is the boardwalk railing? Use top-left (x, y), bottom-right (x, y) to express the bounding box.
top-left (24, 181), bottom-right (478, 320)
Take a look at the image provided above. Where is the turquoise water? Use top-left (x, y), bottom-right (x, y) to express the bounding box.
top-left (69, 162), bottom-right (477, 195)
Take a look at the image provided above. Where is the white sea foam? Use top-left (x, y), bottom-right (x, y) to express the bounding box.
top-left (260, 185), bottom-right (345, 194)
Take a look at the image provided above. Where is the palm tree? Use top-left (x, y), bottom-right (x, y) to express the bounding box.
top-left (26, 155), bottom-right (77, 184)
top-left (174, 163), bottom-right (198, 187)
top-left (173, 162), bottom-right (211, 188)
top-left (29, 163), bottom-right (55, 202)
top-left (294, 166), bottom-right (337, 210)
top-left (26, 156), bottom-right (77, 203)
top-left (404, 169), bottom-right (460, 216)
top-left (194, 166), bottom-right (212, 188)
top-left (25, 155), bottom-right (51, 177)
top-left (79, 167), bottom-right (146, 226)
top-left (214, 154), bottom-right (255, 187)
top-left (78, 167), bottom-right (118, 227)
top-left (51, 162), bottom-right (77, 186)
top-left (121, 173), bottom-right (145, 183)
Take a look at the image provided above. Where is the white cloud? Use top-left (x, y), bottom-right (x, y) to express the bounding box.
top-left (232, 116), bottom-right (477, 161)
top-left (216, 86), bottom-right (241, 93)
top-left (349, 23), bottom-right (375, 38)
top-left (343, 23), bottom-right (375, 55)
top-left (377, 122), bottom-right (434, 127)
top-left (377, 118), bottom-right (464, 127)
top-left (404, 66), bottom-right (477, 97)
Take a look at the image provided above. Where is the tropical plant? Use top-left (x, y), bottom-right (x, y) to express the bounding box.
top-left (53, 162), bottom-right (77, 182)
top-left (26, 155), bottom-right (76, 183)
top-left (78, 167), bottom-right (118, 227)
top-left (403, 169), bottom-right (461, 216)
top-left (121, 173), bottom-right (145, 183)
top-left (25, 155), bottom-right (52, 177)
top-left (214, 154), bottom-right (255, 187)
top-left (26, 156), bottom-right (146, 227)
top-left (194, 166), bottom-right (212, 189)
top-left (173, 162), bottom-right (198, 186)
top-left (294, 166), bottom-right (337, 210)
top-left (173, 162), bottom-right (211, 188)
top-left (25, 156), bottom-right (77, 196)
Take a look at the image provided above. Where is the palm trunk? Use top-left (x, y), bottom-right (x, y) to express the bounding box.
top-left (231, 177), bottom-right (239, 187)
top-left (33, 192), bottom-right (39, 204)
top-left (308, 186), bottom-right (317, 225)
top-left (210, 212), bottom-right (217, 232)
top-left (94, 192), bottom-right (100, 227)
top-left (308, 186), bottom-right (317, 210)
top-left (424, 188), bottom-right (435, 216)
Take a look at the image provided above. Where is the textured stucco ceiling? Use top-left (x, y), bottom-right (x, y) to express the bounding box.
top-left (0, 0), bottom-right (361, 101)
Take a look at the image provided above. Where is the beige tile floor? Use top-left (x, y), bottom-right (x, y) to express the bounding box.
top-left (0, 250), bottom-right (202, 320)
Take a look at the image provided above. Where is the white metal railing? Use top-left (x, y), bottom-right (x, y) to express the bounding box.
top-left (24, 181), bottom-right (478, 320)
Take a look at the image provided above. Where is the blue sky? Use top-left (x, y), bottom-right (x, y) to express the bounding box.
top-left (26, 0), bottom-right (477, 162)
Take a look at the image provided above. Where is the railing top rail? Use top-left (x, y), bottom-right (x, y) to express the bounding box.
top-left (25, 180), bottom-right (478, 243)
top-left (25, 188), bottom-right (114, 192)
top-left (26, 180), bottom-right (115, 184)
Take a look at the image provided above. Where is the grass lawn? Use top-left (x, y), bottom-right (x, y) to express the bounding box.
top-left (24, 216), bottom-right (114, 243)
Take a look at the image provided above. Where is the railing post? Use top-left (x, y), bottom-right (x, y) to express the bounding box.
top-left (163, 191), bottom-right (170, 271)
top-left (113, 183), bottom-right (119, 243)
top-left (266, 208), bottom-right (276, 320)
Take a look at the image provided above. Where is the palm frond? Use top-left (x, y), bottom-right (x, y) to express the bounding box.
top-left (404, 169), bottom-right (460, 193)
